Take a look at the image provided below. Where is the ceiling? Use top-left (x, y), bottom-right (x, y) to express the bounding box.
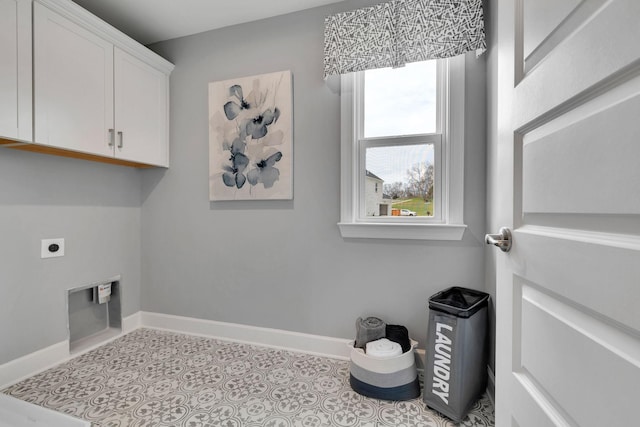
top-left (71, 0), bottom-right (346, 45)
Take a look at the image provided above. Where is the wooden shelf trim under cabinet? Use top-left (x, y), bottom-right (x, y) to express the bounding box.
top-left (0, 137), bottom-right (157, 168)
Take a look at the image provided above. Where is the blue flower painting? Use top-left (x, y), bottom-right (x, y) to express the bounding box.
top-left (209, 71), bottom-right (293, 200)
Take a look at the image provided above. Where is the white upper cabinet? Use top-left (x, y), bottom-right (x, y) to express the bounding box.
top-left (32, 0), bottom-right (173, 167)
top-left (0, 0), bottom-right (32, 142)
top-left (114, 47), bottom-right (169, 166)
top-left (33, 1), bottom-right (114, 157)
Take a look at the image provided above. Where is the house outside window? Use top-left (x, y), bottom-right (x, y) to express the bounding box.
top-left (365, 170), bottom-right (393, 216)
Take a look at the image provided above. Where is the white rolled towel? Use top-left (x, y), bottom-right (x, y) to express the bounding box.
top-left (365, 338), bottom-right (403, 359)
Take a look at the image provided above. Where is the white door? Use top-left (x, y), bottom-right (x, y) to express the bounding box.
top-left (0, 0), bottom-right (31, 141)
top-left (33, 2), bottom-right (114, 157)
top-left (492, 0), bottom-right (640, 426)
top-left (114, 47), bottom-right (169, 167)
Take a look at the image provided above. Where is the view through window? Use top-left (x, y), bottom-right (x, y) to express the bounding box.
top-left (362, 60), bottom-right (438, 218)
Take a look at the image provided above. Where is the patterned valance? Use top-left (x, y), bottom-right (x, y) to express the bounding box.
top-left (323, 0), bottom-right (486, 78)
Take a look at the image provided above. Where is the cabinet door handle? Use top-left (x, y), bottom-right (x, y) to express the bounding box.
top-left (108, 129), bottom-right (115, 147)
top-left (117, 131), bottom-right (123, 149)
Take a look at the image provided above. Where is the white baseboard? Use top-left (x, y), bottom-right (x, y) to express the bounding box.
top-left (140, 311), bottom-right (352, 360)
top-left (3, 311), bottom-right (492, 407)
top-left (0, 312), bottom-right (141, 389)
top-left (1, 311), bottom-right (371, 388)
top-left (122, 311), bottom-right (141, 333)
top-left (0, 341), bottom-right (68, 390)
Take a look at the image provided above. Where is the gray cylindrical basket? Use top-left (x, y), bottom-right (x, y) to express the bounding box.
top-left (423, 287), bottom-right (490, 423)
top-left (348, 340), bottom-right (421, 401)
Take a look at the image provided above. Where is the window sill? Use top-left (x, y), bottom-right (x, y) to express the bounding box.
top-left (337, 222), bottom-right (467, 240)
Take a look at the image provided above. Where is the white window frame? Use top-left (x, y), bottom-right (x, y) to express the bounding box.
top-left (338, 55), bottom-right (467, 240)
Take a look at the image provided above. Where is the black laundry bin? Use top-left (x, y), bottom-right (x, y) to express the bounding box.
top-left (423, 286), bottom-right (490, 423)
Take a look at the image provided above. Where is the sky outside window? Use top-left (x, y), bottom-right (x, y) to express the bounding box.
top-left (364, 60), bottom-right (437, 138)
top-left (366, 144), bottom-right (434, 185)
top-left (363, 60), bottom-right (437, 185)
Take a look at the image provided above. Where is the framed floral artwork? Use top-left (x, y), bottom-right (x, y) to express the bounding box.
top-left (209, 70), bottom-right (293, 200)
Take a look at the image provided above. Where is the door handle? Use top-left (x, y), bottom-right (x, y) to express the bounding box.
top-left (485, 227), bottom-right (512, 252)
top-left (108, 129), bottom-right (115, 147)
top-left (117, 131), bottom-right (123, 149)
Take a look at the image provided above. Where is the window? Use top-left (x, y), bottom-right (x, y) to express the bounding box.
top-left (338, 55), bottom-right (467, 240)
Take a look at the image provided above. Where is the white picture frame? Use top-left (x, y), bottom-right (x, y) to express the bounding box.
top-left (209, 70), bottom-right (293, 201)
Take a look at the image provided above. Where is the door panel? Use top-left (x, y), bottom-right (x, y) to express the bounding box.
top-left (514, 229), bottom-right (640, 331)
top-left (494, 0), bottom-right (640, 425)
top-left (518, 284), bottom-right (640, 426)
top-left (522, 82), bottom-right (640, 215)
top-left (114, 47), bottom-right (168, 166)
top-left (510, 380), bottom-right (559, 427)
top-left (515, 0), bottom-right (640, 128)
top-left (522, 0), bottom-right (607, 74)
top-left (33, 2), bottom-right (114, 156)
top-left (0, 0), bottom-right (19, 139)
top-left (0, 0), bottom-right (31, 141)
top-left (522, 0), bottom-right (580, 60)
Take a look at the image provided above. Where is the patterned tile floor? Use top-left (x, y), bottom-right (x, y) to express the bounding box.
top-left (2, 329), bottom-right (494, 426)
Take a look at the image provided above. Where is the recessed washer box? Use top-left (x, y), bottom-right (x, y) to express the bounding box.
top-left (67, 277), bottom-right (122, 354)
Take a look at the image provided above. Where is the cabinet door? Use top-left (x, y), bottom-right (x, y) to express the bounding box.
top-left (0, 0), bottom-right (31, 141)
top-left (114, 47), bottom-right (169, 167)
top-left (33, 2), bottom-right (114, 157)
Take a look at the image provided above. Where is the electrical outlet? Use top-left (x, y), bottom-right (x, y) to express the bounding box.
top-left (41, 238), bottom-right (65, 258)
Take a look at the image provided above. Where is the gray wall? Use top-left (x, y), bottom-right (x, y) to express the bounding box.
top-left (0, 150), bottom-right (141, 364)
top-left (143, 0), bottom-right (487, 347)
top-left (0, 0), bottom-right (489, 366)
